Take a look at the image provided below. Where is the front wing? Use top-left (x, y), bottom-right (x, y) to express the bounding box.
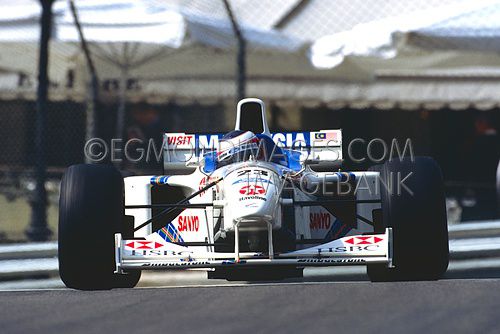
top-left (114, 228), bottom-right (393, 272)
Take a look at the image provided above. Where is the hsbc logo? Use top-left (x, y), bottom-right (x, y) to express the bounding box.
top-left (318, 245), bottom-right (381, 253)
top-left (131, 249), bottom-right (194, 256)
top-left (239, 185), bottom-right (266, 195)
top-left (344, 236), bottom-right (384, 245)
top-left (125, 241), bottom-right (163, 249)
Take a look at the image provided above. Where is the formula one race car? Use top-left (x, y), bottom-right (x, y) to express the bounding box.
top-left (58, 98), bottom-right (449, 290)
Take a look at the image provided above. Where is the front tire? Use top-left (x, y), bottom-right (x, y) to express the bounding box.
top-left (58, 164), bottom-right (140, 290)
top-left (367, 157), bottom-right (449, 282)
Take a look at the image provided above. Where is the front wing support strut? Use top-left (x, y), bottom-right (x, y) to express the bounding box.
top-left (234, 221), bottom-right (274, 262)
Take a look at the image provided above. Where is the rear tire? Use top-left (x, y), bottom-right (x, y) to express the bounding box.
top-left (58, 164), bottom-right (141, 290)
top-left (367, 157), bottom-right (449, 282)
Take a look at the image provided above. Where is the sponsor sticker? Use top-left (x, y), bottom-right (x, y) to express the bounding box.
top-left (298, 258), bottom-right (365, 264)
top-left (199, 176), bottom-right (220, 197)
top-left (315, 133), bottom-right (326, 140)
top-left (312, 131), bottom-right (340, 145)
top-left (195, 132), bottom-right (310, 150)
top-left (344, 236), bottom-right (384, 245)
top-left (125, 241), bottom-right (163, 250)
top-left (166, 134), bottom-right (194, 147)
top-left (232, 177), bottom-right (272, 185)
top-left (317, 245), bottom-right (381, 253)
top-left (130, 249), bottom-right (194, 256)
top-left (141, 261), bottom-right (210, 267)
top-left (239, 196), bottom-right (267, 202)
top-left (178, 215), bottom-right (200, 232)
top-left (310, 212), bottom-right (332, 231)
top-left (166, 131), bottom-right (340, 156)
top-left (239, 185), bottom-right (266, 195)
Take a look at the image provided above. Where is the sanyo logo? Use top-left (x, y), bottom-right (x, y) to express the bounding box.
top-left (178, 216), bottom-right (200, 232)
top-left (197, 133), bottom-right (308, 150)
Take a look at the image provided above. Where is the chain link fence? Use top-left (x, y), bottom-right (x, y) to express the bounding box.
top-left (0, 0), bottom-right (499, 241)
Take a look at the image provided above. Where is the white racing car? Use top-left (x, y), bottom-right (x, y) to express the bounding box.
top-left (58, 98), bottom-right (449, 290)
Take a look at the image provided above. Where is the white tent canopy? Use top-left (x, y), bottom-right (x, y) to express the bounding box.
top-left (301, 0), bottom-right (500, 109)
top-left (2, 0), bottom-right (500, 109)
top-left (310, 0), bottom-right (500, 68)
top-left (0, 0), bottom-right (320, 101)
top-left (399, 1), bottom-right (500, 53)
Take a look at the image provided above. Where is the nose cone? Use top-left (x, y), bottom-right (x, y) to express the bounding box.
top-left (224, 166), bottom-right (280, 225)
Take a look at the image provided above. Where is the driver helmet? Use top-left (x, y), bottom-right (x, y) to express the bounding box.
top-left (217, 130), bottom-right (259, 167)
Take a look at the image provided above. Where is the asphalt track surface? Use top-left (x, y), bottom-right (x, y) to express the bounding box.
top-left (1, 279), bottom-right (500, 334)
